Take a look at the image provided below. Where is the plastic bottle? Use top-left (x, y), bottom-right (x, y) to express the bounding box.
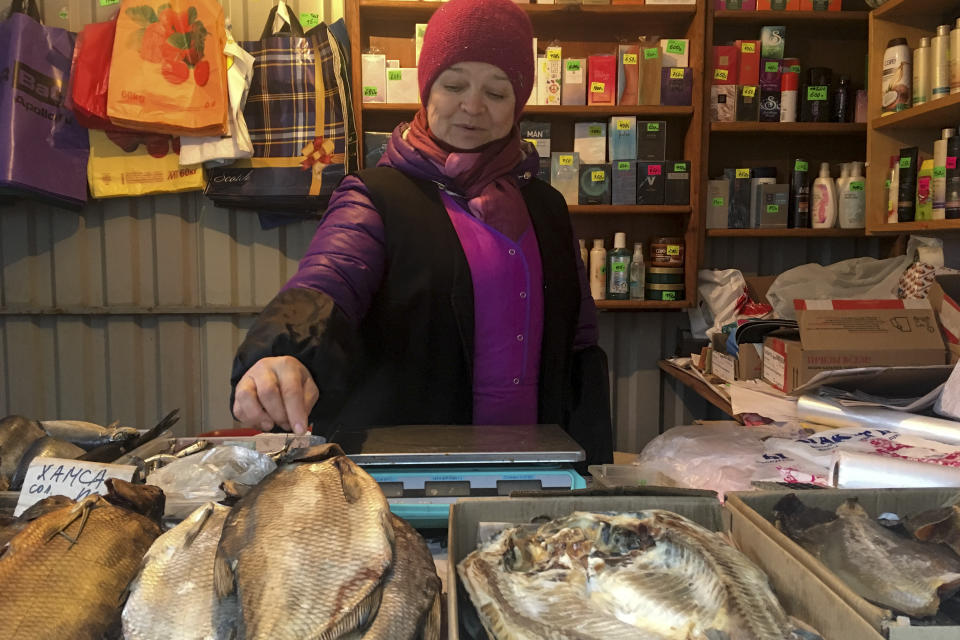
top-left (887, 155), bottom-right (900, 224)
top-left (578, 238), bottom-right (588, 269)
top-left (789, 158), bottom-right (810, 228)
top-left (629, 242), bottom-right (645, 301)
top-left (606, 232), bottom-right (630, 301)
top-left (913, 37), bottom-right (932, 106)
top-left (933, 25), bottom-right (952, 100)
top-left (916, 159), bottom-right (934, 220)
top-left (779, 72), bottom-right (798, 122)
top-left (832, 75), bottom-right (850, 122)
top-left (881, 38), bottom-right (912, 114)
top-left (835, 162), bottom-right (850, 198)
top-left (811, 162), bottom-right (837, 228)
top-left (589, 239), bottom-right (606, 301)
top-left (839, 162), bottom-right (866, 229)
top-left (933, 128), bottom-right (955, 219)
top-left (951, 18), bottom-right (960, 94)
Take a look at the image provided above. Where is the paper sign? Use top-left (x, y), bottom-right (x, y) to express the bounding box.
top-left (616, 119), bottom-right (631, 130)
top-left (547, 50), bottom-right (561, 61)
top-left (99, 0), bottom-right (119, 5)
top-left (299, 12), bottom-right (320, 29)
top-left (646, 122), bottom-right (660, 132)
top-left (591, 170), bottom-right (606, 182)
top-left (566, 60), bottom-right (581, 71)
top-left (590, 82), bottom-right (605, 93)
top-left (666, 40), bottom-right (686, 55)
top-left (736, 168), bottom-right (750, 179)
top-left (662, 291), bottom-right (678, 301)
top-left (794, 160), bottom-right (809, 172)
top-left (670, 68), bottom-right (684, 79)
top-left (387, 69), bottom-right (402, 81)
top-left (673, 162), bottom-right (688, 172)
top-left (742, 86), bottom-right (756, 98)
top-left (14, 458), bottom-right (137, 517)
top-left (935, 166), bottom-right (948, 178)
top-left (588, 126), bottom-right (603, 136)
top-left (643, 48), bottom-right (659, 60)
top-left (714, 69), bottom-right (729, 81)
top-left (666, 244), bottom-right (681, 256)
top-left (617, 161), bottom-right (631, 170)
top-left (807, 85), bottom-right (828, 101)
top-left (647, 164), bottom-right (662, 176)
top-left (623, 54), bottom-right (638, 65)
top-left (948, 157), bottom-right (958, 170)
top-left (765, 61), bottom-right (779, 72)
top-left (790, 64), bottom-right (801, 73)
top-left (741, 42), bottom-right (756, 54)
top-left (900, 157), bottom-right (912, 169)
top-left (363, 86), bottom-right (378, 97)
top-left (766, 204), bottom-right (780, 213)
top-left (712, 197), bottom-right (724, 206)
top-left (850, 181), bottom-right (865, 191)
top-left (559, 155), bottom-right (573, 166)
top-left (58, 7), bottom-right (68, 19)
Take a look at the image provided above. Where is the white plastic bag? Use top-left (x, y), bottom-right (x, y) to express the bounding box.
top-left (146, 444), bottom-right (276, 502)
top-left (697, 269), bottom-right (748, 339)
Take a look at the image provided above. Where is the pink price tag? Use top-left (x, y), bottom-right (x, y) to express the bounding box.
top-left (948, 157), bottom-right (958, 170)
top-left (647, 165), bottom-right (662, 176)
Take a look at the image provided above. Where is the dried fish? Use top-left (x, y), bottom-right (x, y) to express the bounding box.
top-left (0, 495), bottom-right (74, 549)
top-left (215, 443), bottom-right (393, 639)
top-left (905, 505), bottom-right (960, 557)
top-left (39, 420), bottom-right (139, 449)
top-left (122, 502), bottom-right (236, 640)
top-left (776, 494), bottom-right (960, 618)
top-left (10, 436), bottom-right (85, 490)
top-left (0, 415), bottom-right (45, 487)
top-left (0, 480), bottom-right (163, 639)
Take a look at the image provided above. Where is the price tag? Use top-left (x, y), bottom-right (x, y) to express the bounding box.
top-left (947, 157), bottom-right (957, 169)
top-left (588, 126), bottom-right (604, 137)
top-left (58, 7), bottom-right (68, 19)
top-left (742, 86), bottom-right (756, 98)
top-left (765, 61), bottom-right (779, 73)
top-left (885, 179), bottom-right (891, 188)
top-left (363, 86), bottom-right (378, 97)
top-left (616, 119), bottom-right (631, 130)
top-left (714, 69), bottom-right (729, 81)
top-left (566, 60), bottom-right (581, 72)
top-left (591, 170), bottom-right (606, 182)
top-left (612, 262), bottom-right (627, 273)
top-left (388, 69), bottom-right (402, 81)
top-left (666, 40), bottom-right (686, 55)
top-left (590, 82), bottom-right (605, 93)
top-left (647, 164), bottom-right (662, 176)
top-left (673, 162), bottom-right (688, 172)
top-left (623, 53), bottom-right (638, 65)
top-left (712, 197), bottom-right (725, 206)
top-left (299, 12), bottom-right (320, 29)
top-left (900, 157), bottom-right (912, 169)
top-left (670, 68), bottom-right (685, 80)
top-left (741, 42), bottom-right (756, 54)
top-left (935, 166), bottom-right (948, 178)
top-left (99, 0), bottom-right (119, 6)
top-left (646, 122), bottom-right (660, 132)
top-left (850, 181), bottom-right (865, 191)
top-left (807, 85), bottom-right (828, 101)
top-left (766, 204), bottom-right (780, 213)
top-left (790, 64), bottom-right (802, 73)
top-left (617, 161), bottom-right (631, 170)
top-left (666, 245), bottom-right (681, 256)
top-left (547, 49), bottom-right (562, 61)
top-left (794, 160), bottom-right (808, 172)
top-left (14, 458), bottom-right (136, 517)
top-left (559, 155), bottom-right (574, 166)
top-left (662, 291), bottom-right (678, 301)
top-left (643, 47), bottom-right (659, 60)
top-left (736, 168), bottom-right (750, 179)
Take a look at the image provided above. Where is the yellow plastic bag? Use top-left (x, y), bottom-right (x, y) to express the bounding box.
top-left (87, 129), bottom-right (204, 198)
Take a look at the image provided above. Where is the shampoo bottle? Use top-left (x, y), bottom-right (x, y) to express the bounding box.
top-left (789, 158), bottom-right (810, 228)
top-left (589, 239), bottom-right (606, 301)
top-left (606, 232), bottom-right (630, 300)
top-left (933, 25), bottom-right (952, 100)
top-left (629, 242), bottom-right (645, 301)
top-left (916, 159), bottom-right (934, 221)
top-left (913, 37), bottom-right (932, 106)
top-left (839, 162), bottom-right (866, 228)
top-left (811, 162), bottom-right (837, 228)
top-left (952, 18), bottom-right (960, 94)
top-left (933, 128), bottom-right (955, 219)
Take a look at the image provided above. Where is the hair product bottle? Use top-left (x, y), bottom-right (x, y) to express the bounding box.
top-left (629, 242), bottom-right (645, 301)
top-left (589, 239), bottom-right (606, 300)
top-left (606, 232), bottom-right (630, 301)
top-left (811, 162), bottom-right (837, 228)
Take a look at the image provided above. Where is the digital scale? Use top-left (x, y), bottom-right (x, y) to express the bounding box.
top-left (334, 424), bottom-right (587, 528)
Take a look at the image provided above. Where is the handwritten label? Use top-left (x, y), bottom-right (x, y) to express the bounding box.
top-left (591, 170), bottom-right (606, 182)
top-left (588, 126), bottom-right (604, 137)
top-left (714, 69), bottom-right (729, 81)
top-left (807, 85), bottom-right (828, 101)
top-left (935, 166), bottom-right (948, 178)
top-left (643, 48), bottom-right (659, 60)
top-left (646, 122), bottom-right (660, 132)
top-left (546, 49), bottom-right (562, 61)
top-left (766, 204), bottom-right (780, 213)
top-left (387, 69), bottom-right (402, 81)
top-left (299, 12), bottom-right (320, 29)
top-left (662, 291), bottom-right (678, 301)
top-left (900, 157), bottom-right (912, 169)
top-left (566, 60), bottom-right (581, 72)
top-left (559, 155), bottom-right (574, 166)
top-left (14, 458), bottom-right (136, 517)
top-left (742, 86), bottom-right (756, 98)
top-left (670, 68), bottom-right (685, 79)
top-left (590, 82), bottom-right (605, 93)
top-left (618, 161), bottom-right (631, 170)
top-left (794, 160), bottom-right (808, 172)
top-left (666, 40), bottom-right (686, 55)
top-left (741, 42), bottom-right (756, 54)
top-left (99, 0), bottom-right (119, 6)
top-left (765, 61), bottom-right (779, 72)
top-left (790, 64), bottom-right (802, 73)
top-left (363, 86), bottom-right (378, 97)
top-left (947, 157), bottom-right (957, 169)
top-left (712, 197), bottom-right (725, 206)
top-left (58, 7), bottom-right (68, 19)
top-left (623, 53), bottom-right (638, 65)
top-left (616, 119), bottom-right (631, 131)
top-left (849, 181), bottom-right (865, 191)
top-left (647, 164), bottom-right (662, 176)
top-left (674, 163), bottom-right (688, 172)
top-left (666, 245), bottom-right (681, 256)
top-left (736, 168), bottom-right (750, 179)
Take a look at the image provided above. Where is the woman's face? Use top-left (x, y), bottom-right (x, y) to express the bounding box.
top-left (426, 62), bottom-right (516, 151)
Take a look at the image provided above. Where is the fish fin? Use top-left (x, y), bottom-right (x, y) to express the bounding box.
top-left (334, 456), bottom-right (365, 504)
top-left (419, 592), bottom-right (442, 640)
top-left (287, 443), bottom-right (346, 463)
top-left (46, 495), bottom-right (97, 548)
top-left (320, 584), bottom-right (383, 640)
top-left (213, 550), bottom-right (236, 599)
top-left (182, 503), bottom-right (215, 548)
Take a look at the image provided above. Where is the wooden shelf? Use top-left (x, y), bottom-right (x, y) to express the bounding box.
top-left (570, 205), bottom-right (690, 215)
top-left (710, 122), bottom-right (866, 135)
top-left (873, 0), bottom-right (959, 26)
top-left (362, 104), bottom-right (694, 118)
top-left (714, 9), bottom-right (869, 25)
top-left (658, 360), bottom-right (734, 418)
top-left (596, 299), bottom-right (690, 311)
top-left (707, 228), bottom-right (865, 237)
top-left (867, 220), bottom-right (960, 234)
top-left (359, 0), bottom-right (697, 20)
top-left (872, 93), bottom-right (960, 131)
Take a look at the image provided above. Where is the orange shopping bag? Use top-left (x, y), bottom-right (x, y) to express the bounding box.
top-left (107, 0), bottom-right (227, 136)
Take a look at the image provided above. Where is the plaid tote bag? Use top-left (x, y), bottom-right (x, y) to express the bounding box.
top-left (204, 5), bottom-right (357, 214)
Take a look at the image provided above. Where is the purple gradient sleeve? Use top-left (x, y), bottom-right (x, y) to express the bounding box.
top-left (281, 176), bottom-right (386, 323)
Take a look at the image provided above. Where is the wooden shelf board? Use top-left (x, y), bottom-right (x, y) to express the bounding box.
top-left (873, 0), bottom-right (958, 24)
top-left (362, 104), bottom-right (695, 117)
top-left (570, 205), bottom-right (690, 215)
top-left (710, 122), bottom-right (866, 135)
top-left (871, 93), bottom-right (960, 131)
top-left (360, 0), bottom-right (697, 18)
top-left (658, 361), bottom-right (734, 418)
top-left (596, 299), bottom-right (690, 311)
top-left (708, 228), bottom-right (865, 237)
top-left (868, 220), bottom-right (960, 234)
top-left (714, 10), bottom-right (869, 24)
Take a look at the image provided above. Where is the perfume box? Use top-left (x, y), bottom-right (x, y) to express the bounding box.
top-left (714, 0), bottom-right (758, 8)
top-left (562, 58), bottom-right (587, 105)
top-left (707, 179), bottom-right (730, 229)
top-left (665, 160), bottom-right (690, 205)
top-left (661, 67), bottom-right (692, 106)
top-left (725, 167), bottom-right (753, 229)
top-left (386, 67), bottom-right (419, 103)
top-left (800, 0), bottom-right (840, 10)
top-left (711, 85), bottom-right (737, 121)
top-left (736, 85), bottom-right (759, 121)
top-left (611, 160), bottom-right (637, 205)
top-left (608, 116), bottom-right (637, 161)
top-left (579, 164), bottom-right (612, 205)
top-left (551, 152), bottom-right (580, 206)
top-left (737, 40), bottom-right (760, 86)
top-left (712, 45), bottom-right (738, 85)
top-left (636, 162), bottom-right (665, 205)
top-left (574, 122), bottom-right (607, 164)
top-left (759, 183), bottom-right (790, 228)
top-left (758, 0), bottom-right (800, 8)
top-left (618, 44), bottom-right (640, 105)
top-left (361, 54), bottom-right (386, 103)
top-left (761, 26), bottom-right (786, 59)
top-left (659, 39), bottom-right (689, 68)
top-left (587, 54), bottom-right (617, 105)
top-left (637, 121), bottom-right (666, 161)
top-left (519, 121), bottom-right (551, 158)
top-left (540, 46), bottom-right (563, 105)
top-left (639, 36), bottom-right (662, 106)
top-left (363, 131), bottom-right (391, 168)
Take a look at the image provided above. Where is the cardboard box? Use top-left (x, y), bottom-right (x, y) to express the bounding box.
top-left (727, 488), bottom-right (960, 639)
top-left (550, 152), bottom-right (580, 205)
top-left (637, 120), bottom-right (666, 161)
top-left (715, 0), bottom-right (758, 7)
top-left (385, 67), bottom-right (419, 103)
top-left (928, 274), bottom-right (960, 364)
top-left (758, 183), bottom-right (789, 227)
top-left (660, 67), bottom-right (693, 106)
top-left (611, 160), bottom-right (637, 205)
top-left (762, 299), bottom-right (947, 393)
top-left (519, 121), bottom-right (551, 158)
top-left (636, 162), bottom-right (665, 205)
top-left (363, 131), bottom-right (391, 168)
top-left (608, 116), bottom-right (637, 161)
top-left (758, 0), bottom-right (800, 8)
top-left (659, 38), bottom-right (689, 68)
top-left (707, 179), bottom-right (730, 228)
top-left (617, 44), bottom-right (640, 105)
top-left (638, 36), bottom-right (662, 105)
top-left (711, 84), bottom-right (737, 121)
top-left (562, 58), bottom-right (586, 106)
top-left (736, 84), bottom-right (760, 121)
top-left (712, 45), bottom-right (739, 85)
top-left (760, 26), bottom-right (786, 59)
top-left (361, 54), bottom-right (386, 103)
top-left (449, 493), bottom-right (874, 640)
top-left (737, 40), bottom-right (760, 86)
top-left (574, 122), bottom-right (607, 164)
top-left (711, 344), bottom-right (763, 382)
top-left (664, 160), bottom-right (690, 205)
top-left (587, 54), bottom-right (616, 106)
top-left (578, 163), bottom-right (611, 205)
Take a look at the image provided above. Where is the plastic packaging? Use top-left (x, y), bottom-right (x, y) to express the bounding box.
top-left (779, 71), bottom-right (798, 122)
top-left (811, 161), bottom-right (837, 228)
top-left (916, 158), bottom-right (934, 220)
top-left (897, 146), bottom-right (919, 222)
top-left (606, 232), bottom-right (630, 300)
top-left (802, 67), bottom-right (832, 122)
top-left (839, 161), bottom-right (866, 228)
top-left (589, 239), bottom-right (606, 300)
top-left (913, 37), bottom-right (931, 106)
top-left (629, 242), bottom-right (645, 300)
top-left (789, 158), bottom-right (810, 228)
top-left (932, 25), bottom-right (951, 100)
top-left (933, 129), bottom-right (955, 219)
top-left (146, 445), bottom-right (277, 502)
top-left (881, 37), bottom-right (912, 114)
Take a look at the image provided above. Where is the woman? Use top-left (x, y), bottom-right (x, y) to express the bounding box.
top-left (230, 0), bottom-right (612, 465)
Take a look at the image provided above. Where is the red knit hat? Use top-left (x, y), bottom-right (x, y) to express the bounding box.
top-left (417, 0), bottom-right (535, 118)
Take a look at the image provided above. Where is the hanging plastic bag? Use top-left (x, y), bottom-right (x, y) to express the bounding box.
top-left (0, 0), bottom-right (89, 208)
top-left (69, 15), bottom-right (119, 129)
top-left (107, 0), bottom-right (228, 136)
top-left (87, 128), bottom-right (204, 197)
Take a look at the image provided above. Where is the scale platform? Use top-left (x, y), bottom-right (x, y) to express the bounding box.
top-left (334, 424), bottom-right (587, 528)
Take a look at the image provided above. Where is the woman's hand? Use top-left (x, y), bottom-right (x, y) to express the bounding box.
top-left (233, 356), bottom-right (319, 435)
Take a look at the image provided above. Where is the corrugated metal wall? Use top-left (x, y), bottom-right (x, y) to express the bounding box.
top-left (0, 0), bottom-right (891, 452)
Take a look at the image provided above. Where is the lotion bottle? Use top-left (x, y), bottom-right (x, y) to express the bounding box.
top-left (951, 18), bottom-right (960, 94)
top-left (839, 162), bottom-right (866, 229)
top-left (606, 232), bottom-right (630, 300)
top-left (811, 162), bottom-right (837, 228)
top-left (629, 242), bottom-right (645, 300)
top-left (589, 239), bottom-right (606, 301)
top-left (933, 25), bottom-right (952, 100)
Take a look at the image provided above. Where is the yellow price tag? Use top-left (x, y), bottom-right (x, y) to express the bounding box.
top-left (559, 155), bottom-right (573, 166)
top-left (666, 245), bottom-right (681, 256)
top-left (741, 42), bottom-right (756, 54)
top-left (546, 49), bottom-right (561, 61)
top-left (590, 82), bottom-right (605, 93)
top-left (616, 119), bottom-right (631, 130)
top-left (742, 85), bottom-right (756, 98)
top-left (622, 53), bottom-right (638, 65)
top-left (735, 168), bottom-right (750, 179)
top-left (670, 68), bottom-right (684, 80)
top-left (714, 69), bottom-right (729, 81)
top-left (591, 170), bottom-right (605, 182)
top-left (588, 126), bottom-right (603, 137)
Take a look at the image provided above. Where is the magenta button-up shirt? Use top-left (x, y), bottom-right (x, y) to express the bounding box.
top-left (441, 191), bottom-right (544, 425)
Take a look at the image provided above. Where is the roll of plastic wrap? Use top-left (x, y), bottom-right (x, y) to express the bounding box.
top-left (797, 395), bottom-right (960, 445)
top-left (831, 450), bottom-right (960, 488)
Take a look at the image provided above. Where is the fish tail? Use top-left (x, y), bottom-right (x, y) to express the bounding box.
top-left (418, 592), bottom-right (442, 640)
top-left (181, 503), bottom-right (215, 548)
top-left (213, 549), bottom-right (236, 599)
top-left (319, 584), bottom-right (383, 640)
top-left (334, 456), bottom-right (364, 504)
